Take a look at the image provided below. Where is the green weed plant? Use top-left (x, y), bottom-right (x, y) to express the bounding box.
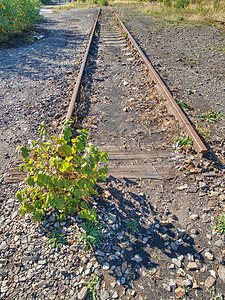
top-left (214, 213), bottom-right (225, 234)
top-left (198, 110), bottom-right (225, 123)
top-left (126, 220), bottom-right (140, 233)
top-left (175, 136), bottom-right (193, 147)
top-left (77, 221), bottom-right (103, 250)
top-left (16, 120), bottom-right (108, 222)
top-left (47, 228), bottom-right (67, 249)
top-left (177, 100), bottom-right (193, 110)
top-left (84, 275), bottom-right (100, 300)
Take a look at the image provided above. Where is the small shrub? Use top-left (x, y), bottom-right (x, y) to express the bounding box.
top-left (16, 119), bottom-right (108, 221)
top-left (97, 0), bottom-right (108, 6)
top-left (0, 0), bottom-right (41, 40)
top-left (174, 0), bottom-right (190, 8)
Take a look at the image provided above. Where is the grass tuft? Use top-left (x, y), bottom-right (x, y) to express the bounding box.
top-left (198, 110), bottom-right (225, 123)
top-left (214, 213), bottom-right (225, 234)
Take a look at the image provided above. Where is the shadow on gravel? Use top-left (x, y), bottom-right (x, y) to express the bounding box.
top-left (0, 23), bottom-right (89, 81)
top-left (96, 175), bottom-right (204, 287)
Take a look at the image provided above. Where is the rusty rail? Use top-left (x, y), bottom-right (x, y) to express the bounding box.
top-left (114, 12), bottom-right (208, 155)
top-left (66, 9), bottom-right (101, 120)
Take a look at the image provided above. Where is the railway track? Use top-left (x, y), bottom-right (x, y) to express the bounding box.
top-left (64, 8), bottom-right (207, 180)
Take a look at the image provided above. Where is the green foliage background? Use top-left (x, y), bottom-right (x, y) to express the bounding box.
top-left (0, 0), bottom-right (40, 40)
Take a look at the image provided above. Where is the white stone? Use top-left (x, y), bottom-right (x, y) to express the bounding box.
top-left (131, 254), bottom-right (142, 263)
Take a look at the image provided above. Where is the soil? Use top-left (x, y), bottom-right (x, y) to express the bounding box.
top-left (0, 5), bottom-right (225, 300)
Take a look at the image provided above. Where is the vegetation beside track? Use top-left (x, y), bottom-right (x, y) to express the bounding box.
top-left (0, 0), bottom-right (41, 42)
top-left (54, 0), bottom-right (108, 10)
top-left (113, 0), bottom-right (225, 26)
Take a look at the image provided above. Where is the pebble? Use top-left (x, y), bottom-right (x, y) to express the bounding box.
top-left (121, 277), bottom-right (125, 285)
top-left (78, 286), bottom-right (88, 300)
top-left (209, 270), bottom-right (217, 278)
top-left (103, 263), bottom-right (110, 270)
top-left (96, 250), bottom-right (105, 256)
top-left (112, 291), bottom-right (119, 299)
top-left (171, 242), bottom-right (178, 251)
top-left (205, 276), bottom-right (216, 288)
top-left (187, 253), bottom-right (194, 262)
top-left (82, 257), bottom-right (88, 264)
top-left (175, 287), bottom-right (186, 298)
top-left (163, 283), bottom-right (171, 292)
top-left (186, 262), bottom-right (198, 271)
top-left (108, 214), bottom-right (116, 224)
top-left (205, 251), bottom-right (214, 261)
top-left (218, 265), bottom-right (225, 282)
top-left (0, 241), bottom-right (7, 250)
top-left (100, 288), bottom-right (110, 300)
top-left (172, 258), bottom-right (182, 268)
top-left (192, 280), bottom-right (199, 289)
top-left (214, 240), bottom-right (224, 247)
top-left (169, 264), bottom-right (175, 269)
top-left (114, 266), bottom-right (122, 277)
top-left (121, 261), bottom-right (127, 273)
top-left (168, 279), bottom-right (176, 289)
top-left (0, 269), bottom-right (8, 279)
top-left (177, 268), bottom-right (186, 277)
top-left (183, 279), bottom-right (192, 287)
top-left (131, 254), bottom-right (142, 263)
top-left (95, 269), bottom-right (102, 277)
top-left (190, 214), bottom-right (199, 221)
top-left (27, 269), bottom-right (33, 279)
top-left (177, 228), bottom-right (186, 238)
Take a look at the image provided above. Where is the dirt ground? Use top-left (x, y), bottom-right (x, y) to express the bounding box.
top-left (0, 6), bottom-right (225, 300)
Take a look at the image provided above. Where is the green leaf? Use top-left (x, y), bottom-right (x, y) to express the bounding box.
top-left (21, 146), bottom-right (31, 159)
top-left (55, 197), bottom-right (65, 210)
top-left (16, 192), bottom-right (23, 202)
top-left (73, 188), bottom-right (82, 199)
top-left (63, 129), bottom-right (72, 142)
top-left (58, 161), bottom-right (70, 172)
top-left (19, 165), bottom-right (24, 172)
top-left (76, 141), bottom-right (85, 153)
top-left (79, 209), bottom-right (96, 221)
top-left (101, 151), bottom-right (108, 162)
top-left (58, 144), bottom-right (72, 156)
top-left (81, 201), bottom-right (89, 210)
top-left (27, 177), bottom-right (35, 186)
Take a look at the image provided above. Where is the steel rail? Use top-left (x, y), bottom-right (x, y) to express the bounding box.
top-left (114, 12), bottom-right (208, 155)
top-left (66, 9), bottom-right (101, 120)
